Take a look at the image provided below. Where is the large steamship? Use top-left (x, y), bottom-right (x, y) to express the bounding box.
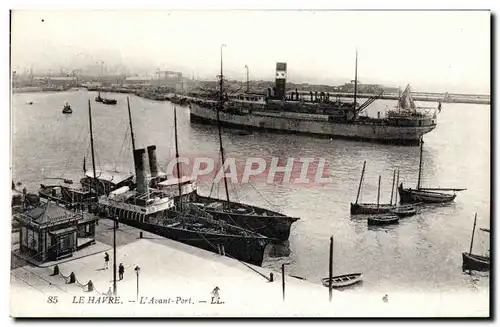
top-left (189, 57), bottom-right (439, 145)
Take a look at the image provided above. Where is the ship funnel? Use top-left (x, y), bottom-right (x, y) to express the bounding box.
top-left (275, 62), bottom-right (287, 100)
top-left (147, 145), bottom-right (159, 178)
top-left (133, 148), bottom-right (148, 194)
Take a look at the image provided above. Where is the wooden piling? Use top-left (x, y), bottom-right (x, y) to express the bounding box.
top-left (282, 264), bottom-right (286, 301)
top-left (329, 236), bottom-right (333, 302)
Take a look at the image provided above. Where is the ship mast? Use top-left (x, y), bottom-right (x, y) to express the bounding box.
top-left (217, 44), bottom-right (231, 203)
top-left (416, 139), bottom-right (424, 189)
top-left (173, 106), bottom-right (183, 211)
top-left (127, 97), bottom-right (136, 153)
top-left (353, 49), bottom-right (358, 118)
top-left (88, 100), bottom-right (97, 196)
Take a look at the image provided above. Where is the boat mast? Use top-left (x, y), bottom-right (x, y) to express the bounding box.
top-left (217, 44), bottom-right (231, 202)
top-left (127, 97), bottom-right (136, 153)
top-left (390, 169), bottom-right (396, 205)
top-left (173, 106), bottom-right (183, 211)
top-left (469, 213), bottom-right (478, 255)
top-left (353, 49), bottom-right (358, 117)
top-left (395, 170), bottom-right (400, 204)
top-left (417, 139), bottom-right (424, 189)
top-left (376, 175), bottom-right (381, 210)
top-left (355, 161), bottom-right (366, 204)
top-left (88, 100), bottom-right (97, 195)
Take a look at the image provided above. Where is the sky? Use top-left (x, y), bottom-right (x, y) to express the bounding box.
top-left (10, 10), bottom-right (491, 94)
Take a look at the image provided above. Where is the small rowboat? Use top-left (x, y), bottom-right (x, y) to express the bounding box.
top-left (367, 214), bottom-right (399, 225)
top-left (102, 98), bottom-right (117, 105)
top-left (391, 205), bottom-right (416, 217)
top-left (321, 273), bottom-right (363, 288)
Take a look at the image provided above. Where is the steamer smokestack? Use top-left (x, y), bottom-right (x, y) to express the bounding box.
top-left (133, 148), bottom-right (148, 194)
top-left (275, 62), bottom-right (287, 100)
top-left (147, 145), bottom-right (158, 178)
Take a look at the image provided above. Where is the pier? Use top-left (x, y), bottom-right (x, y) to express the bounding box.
top-left (78, 86), bottom-right (490, 106)
top-left (289, 91), bottom-right (490, 105)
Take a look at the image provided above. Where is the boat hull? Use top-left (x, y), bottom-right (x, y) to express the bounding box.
top-left (350, 203), bottom-right (395, 215)
top-left (194, 195), bottom-right (299, 242)
top-left (190, 103), bottom-right (436, 146)
top-left (321, 273), bottom-right (363, 288)
top-left (119, 216), bottom-right (270, 267)
top-left (462, 252), bottom-right (490, 271)
top-left (391, 207), bottom-right (417, 217)
top-left (398, 186), bottom-right (456, 204)
top-left (367, 215), bottom-right (399, 225)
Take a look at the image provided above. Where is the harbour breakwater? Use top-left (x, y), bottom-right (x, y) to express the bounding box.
top-left (84, 86), bottom-right (490, 105)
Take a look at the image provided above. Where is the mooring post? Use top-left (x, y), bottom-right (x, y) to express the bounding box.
top-left (282, 264), bottom-right (286, 301)
top-left (329, 236), bottom-right (333, 302)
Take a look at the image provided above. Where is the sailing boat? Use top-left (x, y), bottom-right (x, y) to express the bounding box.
top-left (398, 140), bottom-right (466, 204)
top-left (366, 175), bottom-right (399, 225)
top-left (189, 45), bottom-right (300, 242)
top-left (462, 213), bottom-right (490, 271)
top-left (350, 161), bottom-right (396, 215)
top-left (387, 84), bottom-right (440, 119)
top-left (389, 169), bottom-right (417, 217)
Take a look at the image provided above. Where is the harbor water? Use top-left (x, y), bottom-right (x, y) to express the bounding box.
top-left (11, 90), bottom-right (490, 296)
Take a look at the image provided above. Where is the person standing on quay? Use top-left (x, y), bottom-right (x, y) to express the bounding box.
top-left (104, 252), bottom-right (109, 270)
top-left (119, 263), bottom-right (124, 280)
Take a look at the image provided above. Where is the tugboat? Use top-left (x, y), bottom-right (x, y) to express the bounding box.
top-left (95, 92), bottom-right (103, 102)
top-left (96, 91), bottom-right (117, 105)
top-left (62, 102), bottom-right (72, 114)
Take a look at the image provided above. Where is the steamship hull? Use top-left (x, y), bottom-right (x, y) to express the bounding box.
top-left (194, 195), bottom-right (299, 242)
top-left (189, 103), bottom-right (436, 145)
top-left (99, 203), bottom-right (271, 267)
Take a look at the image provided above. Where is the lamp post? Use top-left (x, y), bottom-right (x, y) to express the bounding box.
top-left (113, 217), bottom-right (117, 296)
top-left (134, 266), bottom-right (141, 301)
top-left (244, 65), bottom-right (249, 93)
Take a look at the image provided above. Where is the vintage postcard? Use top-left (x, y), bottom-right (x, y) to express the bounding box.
top-left (9, 9), bottom-right (490, 318)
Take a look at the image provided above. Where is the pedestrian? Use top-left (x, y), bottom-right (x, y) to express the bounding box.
top-left (119, 263), bottom-right (124, 280)
top-left (104, 252), bottom-right (109, 270)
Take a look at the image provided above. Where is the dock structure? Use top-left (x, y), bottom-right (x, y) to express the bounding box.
top-left (288, 91), bottom-right (490, 105)
top-left (10, 218), bottom-right (489, 317)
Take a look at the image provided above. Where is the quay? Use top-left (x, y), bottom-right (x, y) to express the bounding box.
top-left (10, 216), bottom-right (488, 317)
